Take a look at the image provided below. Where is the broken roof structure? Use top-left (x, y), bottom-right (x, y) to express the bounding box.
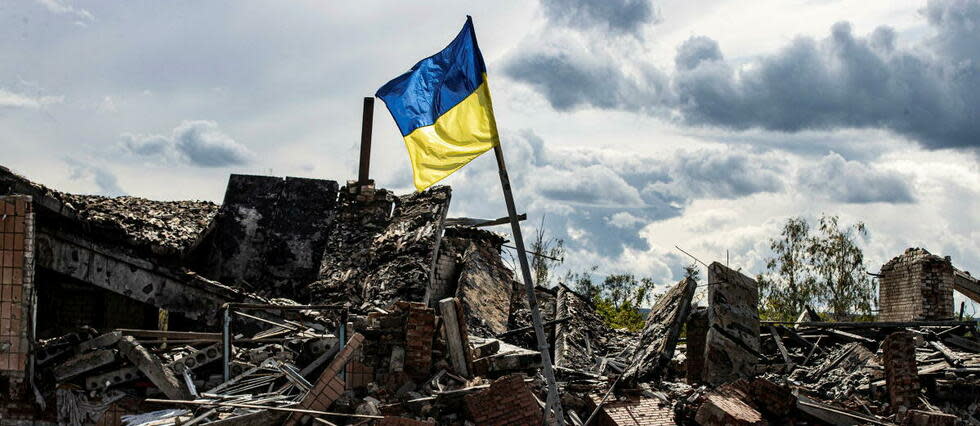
top-left (2, 164), bottom-right (980, 425)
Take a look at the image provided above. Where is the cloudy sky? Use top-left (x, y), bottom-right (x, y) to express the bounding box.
top-left (2, 0), bottom-right (979, 309)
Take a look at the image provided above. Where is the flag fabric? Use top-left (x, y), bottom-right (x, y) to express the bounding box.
top-left (376, 16), bottom-right (499, 191)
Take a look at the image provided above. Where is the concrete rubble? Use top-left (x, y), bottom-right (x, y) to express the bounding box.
top-left (3, 164), bottom-right (980, 425)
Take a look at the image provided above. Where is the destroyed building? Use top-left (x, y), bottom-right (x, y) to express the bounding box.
top-left (3, 163), bottom-right (980, 425)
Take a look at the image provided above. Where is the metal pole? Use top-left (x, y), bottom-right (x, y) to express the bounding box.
top-left (222, 306), bottom-right (232, 382)
top-left (358, 97), bottom-right (375, 185)
top-left (491, 144), bottom-right (566, 425)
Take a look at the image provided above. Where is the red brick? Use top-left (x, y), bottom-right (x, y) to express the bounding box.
top-left (465, 374), bottom-right (542, 425)
top-left (285, 333), bottom-right (365, 426)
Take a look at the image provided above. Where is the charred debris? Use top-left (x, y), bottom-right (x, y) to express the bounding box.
top-left (2, 165), bottom-right (980, 425)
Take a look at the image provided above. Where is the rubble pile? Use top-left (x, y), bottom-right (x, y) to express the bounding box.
top-left (4, 163), bottom-right (980, 425)
top-left (760, 319), bottom-right (980, 424)
top-left (61, 195), bottom-right (219, 259)
top-left (30, 305), bottom-right (344, 424)
top-left (310, 183), bottom-right (451, 310)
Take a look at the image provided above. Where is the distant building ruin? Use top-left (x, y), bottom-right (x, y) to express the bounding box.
top-left (878, 248), bottom-right (980, 322)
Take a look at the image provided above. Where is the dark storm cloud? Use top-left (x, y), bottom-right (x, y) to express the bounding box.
top-left (674, 36), bottom-right (723, 71)
top-left (502, 33), bottom-right (672, 112)
top-left (647, 149), bottom-right (785, 200)
top-left (120, 120), bottom-right (254, 167)
top-left (539, 0), bottom-right (658, 36)
top-left (441, 130), bottom-right (794, 258)
top-left (506, 0), bottom-right (980, 151)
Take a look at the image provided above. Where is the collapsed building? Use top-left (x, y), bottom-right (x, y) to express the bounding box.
top-left (2, 164), bottom-right (980, 425)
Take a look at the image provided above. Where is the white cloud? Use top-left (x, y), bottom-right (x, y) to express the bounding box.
top-left (34, 0), bottom-right (94, 21)
top-left (0, 88), bottom-right (63, 109)
top-left (607, 211), bottom-right (646, 229)
top-left (97, 96), bottom-right (117, 113)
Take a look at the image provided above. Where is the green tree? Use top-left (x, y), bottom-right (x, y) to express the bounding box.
top-left (811, 215), bottom-right (876, 320)
top-left (758, 217), bottom-right (819, 321)
top-left (565, 270), bottom-right (656, 331)
top-left (565, 267), bottom-right (597, 297)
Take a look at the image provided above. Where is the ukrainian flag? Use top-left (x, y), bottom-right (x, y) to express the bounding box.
top-left (376, 16), bottom-right (499, 192)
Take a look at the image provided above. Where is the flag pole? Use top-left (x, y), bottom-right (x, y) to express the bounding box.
top-left (491, 143), bottom-right (566, 425)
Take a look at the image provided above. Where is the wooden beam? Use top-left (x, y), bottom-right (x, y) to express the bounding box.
top-left (767, 320), bottom-right (977, 329)
top-left (929, 340), bottom-right (964, 367)
top-left (769, 325), bottom-right (795, 371)
top-left (445, 213), bottom-right (527, 227)
top-left (358, 97), bottom-right (374, 185)
top-left (943, 334), bottom-right (980, 353)
top-left (778, 325), bottom-right (825, 355)
top-left (825, 329), bottom-right (875, 344)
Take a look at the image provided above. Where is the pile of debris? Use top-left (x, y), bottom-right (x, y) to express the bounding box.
top-left (4, 164), bottom-right (980, 425)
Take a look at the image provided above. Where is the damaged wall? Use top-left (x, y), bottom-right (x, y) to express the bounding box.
top-left (879, 248), bottom-right (955, 322)
top-left (444, 227), bottom-right (512, 337)
top-left (703, 262), bottom-right (760, 386)
top-left (0, 195), bottom-right (34, 396)
top-left (311, 184), bottom-right (450, 309)
top-left (191, 174), bottom-right (339, 299)
top-left (621, 277), bottom-right (696, 384)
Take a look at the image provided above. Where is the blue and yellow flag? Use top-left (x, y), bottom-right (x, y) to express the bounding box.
top-left (376, 16), bottom-right (499, 191)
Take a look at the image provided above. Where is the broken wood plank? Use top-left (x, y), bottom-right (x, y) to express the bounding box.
top-left (943, 334), bottom-right (980, 353)
top-left (763, 320), bottom-right (976, 329)
top-left (929, 340), bottom-right (964, 367)
top-left (778, 325), bottom-right (824, 355)
top-left (803, 336), bottom-right (823, 366)
top-left (825, 329), bottom-right (875, 344)
top-left (445, 213), bottom-right (526, 228)
top-left (769, 325), bottom-right (796, 371)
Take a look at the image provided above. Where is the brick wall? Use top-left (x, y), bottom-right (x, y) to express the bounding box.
top-left (345, 357), bottom-right (373, 391)
top-left (426, 248), bottom-right (459, 308)
top-left (404, 303), bottom-right (435, 379)
top-left (882, 331), bottom-right (920, 411)
top-left (591, 395), bottom-right (676, 426)
top-left (464, 374), bottom-right (542, 425)
top-left (902, 409), bottom-right (957, 425)
top-left (694, 379), bottom-right (790, 425)
top-left (0, 196), bottom-right (33, 385)
top-left (879, 248), bottom-right (955, 321)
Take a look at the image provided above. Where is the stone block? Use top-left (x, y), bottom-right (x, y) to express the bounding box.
top-left (704, 262), bottom-right (760, 386)
top-left (52, 349), bottom-right (116, 382)
top-left (622, 277), bottom-right (696, 384)
top-left (117, 336), bottom-right (191, 400)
